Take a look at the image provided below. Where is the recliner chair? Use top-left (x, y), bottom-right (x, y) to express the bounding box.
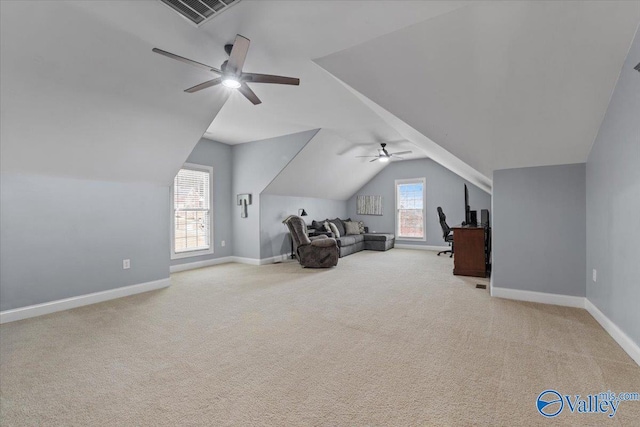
top-left (437, 207), bottom-right (454, 258)
top-left (283, 215), bottom-right (339, 268)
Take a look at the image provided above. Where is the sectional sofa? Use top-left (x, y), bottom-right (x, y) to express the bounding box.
top-left (308, 218), bottom-right (395, 258)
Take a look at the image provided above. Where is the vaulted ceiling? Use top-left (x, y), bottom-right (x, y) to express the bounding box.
top-left (200, 1), bottom-right (470, 146)
top-left (316, 1), bottom-right (640, 178)
top-left (2, 1), bottom-right (637, 193)
top-left (199, 0), bottom-right (638, 191)
top-left (1, 1), bottom-right (229, 184)
top-left (263, 130), bottom-right (427, 200)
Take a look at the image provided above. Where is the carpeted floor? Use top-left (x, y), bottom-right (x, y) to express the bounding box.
top-left (1, 249), bottom-right (638, 426)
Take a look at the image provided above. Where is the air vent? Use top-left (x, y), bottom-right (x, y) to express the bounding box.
top-left (635, 62), bottom-right (640, 73)
top-left (159, 0), bottom-right (240, 26)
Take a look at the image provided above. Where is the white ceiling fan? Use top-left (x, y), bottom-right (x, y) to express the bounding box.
top-left (356, 143), bottom-right (412, 163)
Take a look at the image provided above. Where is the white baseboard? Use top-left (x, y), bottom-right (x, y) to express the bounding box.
top-left (170, 256), bottom-right (234, 273)
top-left (230, 256), bottom-right (261, 266)
top-left (259, 254), bottom-right (293, 265)
top-left (394, 244), bottom-right (450, 251)
top-left (490, 287), bottom-right (586, 308)
top-left (490, 288), bottom-right (639, 367)
top-left (585, 299), bottom-right (640, 366)
top-left (170, 255), bottom-right (294, 271)
top-left (0, 278), bottom-right (171, 324)
top-left (234, 255), bottom-right (294, 265)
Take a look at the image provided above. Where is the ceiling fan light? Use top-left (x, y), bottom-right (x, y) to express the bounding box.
top-left (379, 156), bottom-right (390, 163)
top-left (222, 77), bottom-right (241, 89)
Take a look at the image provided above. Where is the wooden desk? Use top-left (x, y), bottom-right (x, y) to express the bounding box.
top-left (452, 226), bottom-right (487, 277)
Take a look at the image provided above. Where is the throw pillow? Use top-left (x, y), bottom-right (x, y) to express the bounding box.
top-left (311, 220), bottom-right (323, 231)
top-left (344, 221), bottom-right (360, 235)
top-left (357, 221), bottom-right (366, 234)
top-left (323, 221), bottom-right (332, 233)
top-left (330, 218), bottom-right (346, 237)
top-left (339, 217), bottom-right (352, 233)
top-left (327, 222), bottom-right (340, 238)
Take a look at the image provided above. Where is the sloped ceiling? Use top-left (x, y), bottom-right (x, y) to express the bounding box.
top-left (199, 0), bottom-right (638, 195)
top-left (197, 0), bottom-right (492, 194)
top-left (4, 1), bottom-right (636, 192)
top-left (315, 1), bottom-right (640, 178)
top-left (0, 1), bottom-right (229, 185)
top-left (263, 129), bottom-right (428, 200)
top-left (200, 1), bottom-right (470, 145)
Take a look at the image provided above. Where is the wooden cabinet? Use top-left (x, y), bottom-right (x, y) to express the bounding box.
top-left (452, 226), bottom-right (487, 277)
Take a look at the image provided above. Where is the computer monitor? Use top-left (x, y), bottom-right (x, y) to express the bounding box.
top-left (463, 184), bottom-right (471, 225)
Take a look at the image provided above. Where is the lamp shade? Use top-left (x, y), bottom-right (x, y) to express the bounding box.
top-left (298, 209), bottom-right (307, 216)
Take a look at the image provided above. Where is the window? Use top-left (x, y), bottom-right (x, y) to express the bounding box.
top-left (171, 163), bottom-right (213, 259)
top-left (395, 178), bottom-right (426, 240)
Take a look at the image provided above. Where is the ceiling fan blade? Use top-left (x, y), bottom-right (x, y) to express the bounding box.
top-left (242, 73), bottom-right (300, 85)
top-left (382, 148), bottom-right (390, 157)
top-left (152, 48), bottom-right (221, 74)
top-left (355, 156), bottom-right (378, 158)
top-left (238, 83), bottom-right (261, 105)
top-left (369, 158), bottom-right (380, 163)
top-left (390, 151), bottom-right (412, 156)
top-left (228, 34), bottom-right (250, 73)
top-left (184, 77), bottom-right (222, 93)
top-left (393, 156), bottom-right (404, 160)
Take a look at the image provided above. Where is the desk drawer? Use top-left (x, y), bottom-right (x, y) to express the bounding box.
top-left (453, 227), bottom-right (486, 277)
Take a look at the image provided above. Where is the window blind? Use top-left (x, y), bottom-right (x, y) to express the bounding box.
top-left (173, 168), bottom-right (211, 253)
top-left (397, 181), bottom-right (425, 239)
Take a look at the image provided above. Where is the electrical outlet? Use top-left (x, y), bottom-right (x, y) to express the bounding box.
top-left (221, 240), bottom-right (226, 247)
top-left (592, 269), bottom-right (597, 282)
top-left (123, 259), bottom-right (131, 270)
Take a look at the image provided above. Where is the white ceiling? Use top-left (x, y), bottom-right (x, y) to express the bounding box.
top-left (200, 1), bottom-right (470, 145)
top-left (197, 0), bottom-right (639, 191)
top-left (203, 1), bottom-right (471, 60)
top-left (2, 1), bottom-right (636, 192)
top-left (315, 1), bottom-right (640, 178)
top-left (263, 130), bottom-right (427, 200)
top-left (0, 1), bottom-right (229, 185)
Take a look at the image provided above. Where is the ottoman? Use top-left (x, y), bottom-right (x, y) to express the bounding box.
top-left (363, 233), bottom-right (395, 251)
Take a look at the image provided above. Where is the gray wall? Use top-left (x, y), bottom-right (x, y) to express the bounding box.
top-left (492, 163), bottom-right (586, 296)
top-left (260, 195), bottom-right (347, 259)
top-left (231, 129), bottom-right (318, 259)
top-left (586, 29), bottom-right (640, 345)
top-left (0, 174), bottom-right (169, 311)
top-left (347, 158), bottom-right (491, 246)
top-left (170, 138), bottom-right (233, 266)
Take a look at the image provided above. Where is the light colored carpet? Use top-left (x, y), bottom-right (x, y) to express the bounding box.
top-left (1, 249), bottom-right (638, 426)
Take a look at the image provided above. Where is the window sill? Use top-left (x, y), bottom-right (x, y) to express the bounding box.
top-left (171, 248), bottom-right (214, 260)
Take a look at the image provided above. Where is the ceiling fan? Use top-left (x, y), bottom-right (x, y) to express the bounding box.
top-left (356, 143), bottom-right (412, 163)
top-left (152, 34), bottom-right (300, 105)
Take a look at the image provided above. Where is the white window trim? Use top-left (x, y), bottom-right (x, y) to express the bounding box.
top-left (170, 163), bottom-right (214, 260)
top-left (395, 177), bottom-right (427, 242)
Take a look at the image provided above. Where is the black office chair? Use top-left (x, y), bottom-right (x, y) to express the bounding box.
top-left (437, 207), bottom-right (453, 258)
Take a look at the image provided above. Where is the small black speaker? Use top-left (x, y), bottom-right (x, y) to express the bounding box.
top-left (481, 209), bottom-right (490, 227)
top-left (469, 210), bottom-right (478, 227)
